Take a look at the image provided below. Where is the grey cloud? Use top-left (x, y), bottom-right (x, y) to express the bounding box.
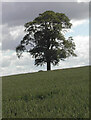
top-left (2, 0), bottom-right (77, 2)
top-left (2, 2), bottom-right (89, 51)
top-left (89, 2), bottom-right (91, 20)
top-left (2, 2), bottom-right (89, 27)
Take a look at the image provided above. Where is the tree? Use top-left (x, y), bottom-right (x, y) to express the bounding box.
top-left (16, 11), bottom-right (77, 71)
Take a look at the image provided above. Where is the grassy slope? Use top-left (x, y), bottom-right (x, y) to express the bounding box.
top-left (2, 66), bottom-right (89, 118)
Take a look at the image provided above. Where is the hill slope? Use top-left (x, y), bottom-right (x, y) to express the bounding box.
top-left (2, 66), bottom-right (89, 118)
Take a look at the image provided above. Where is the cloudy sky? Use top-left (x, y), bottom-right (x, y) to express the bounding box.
top-left (0, 0), bottom-right (90, 76)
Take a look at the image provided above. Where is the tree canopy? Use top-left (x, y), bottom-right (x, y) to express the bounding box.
top-left (16, 11), bottom-right (77, 71)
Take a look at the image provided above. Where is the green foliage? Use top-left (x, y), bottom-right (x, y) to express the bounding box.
top-left (16, 11), bottom-right (77, 70)
top-left (2, 66), bottom-right (89, 118)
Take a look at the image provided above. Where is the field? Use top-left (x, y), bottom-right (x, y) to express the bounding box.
top-left (2, 66), bottom-right (89, 118)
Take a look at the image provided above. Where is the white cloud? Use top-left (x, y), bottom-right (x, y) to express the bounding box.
top-left (1, 51), bottom-right (31, 76)
top-left (2, 25), bottom-right (24, 50)
top-left (0, 24), bottom-right (2, 51)
top-left (2, 24), bottom-right (24, 39)
top-left (0, 1), bottom-right (89, 76)
top-left (0, 42), bottom-right (1, 50)
top-left (0, 50), bottom-right (2, 76)
top-left (1, 13), bottom-right (89, 76)
top-left (9, 26), bottom-right (25, 40)
top-left (77, 0), bottom-right (90, 2)
top-left (62, 19), bottom-right (89, 35)
top-left (1, 50), bottom-right (45, 76)
top-left (2, 56), bottom-right (11, 67)
top-left (1, 35), bottom-right (89, 76)
top-left (54, 35), bottom-right (89, 69)
top-left (71, 19), bottom-right (88, 28)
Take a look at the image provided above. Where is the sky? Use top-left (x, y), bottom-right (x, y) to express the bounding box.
top-left (0, 0), bottom-right (90, 76)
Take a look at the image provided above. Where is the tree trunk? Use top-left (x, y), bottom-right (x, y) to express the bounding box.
top-left (47, 61), bottom-right (51, 71)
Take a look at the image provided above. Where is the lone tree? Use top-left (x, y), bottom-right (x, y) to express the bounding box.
top-left (16, 11), bottom-right (77, 71)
